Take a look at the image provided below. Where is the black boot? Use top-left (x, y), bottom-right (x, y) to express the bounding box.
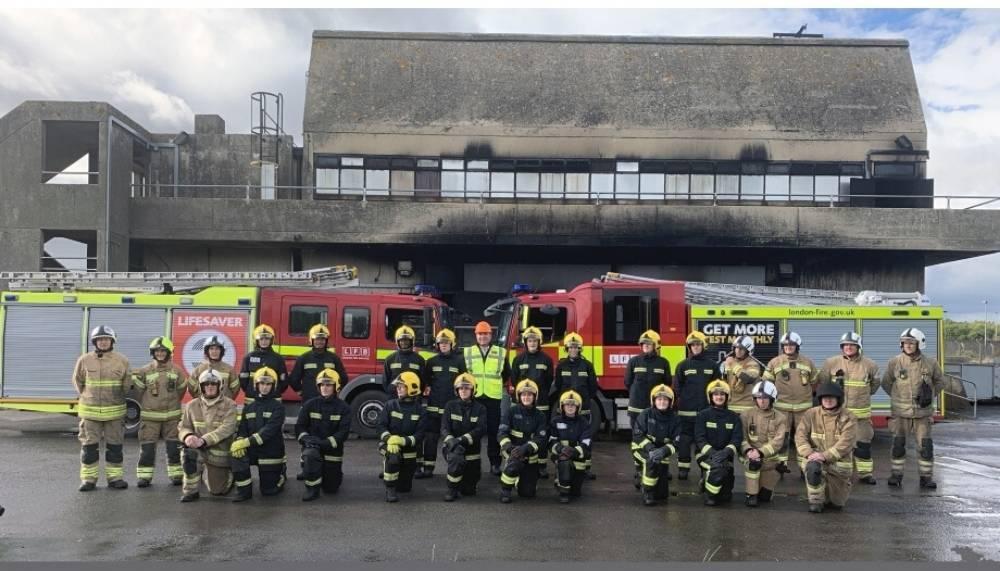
top-left (107, 479), bottom-right (128, 490)
top-left (859, 475), bottom-right (877, 485)
top-left (888, 473), bottom-right (903, 488)
top-left (296, 472), bottom-right (305, 481)
top-left (678, 468), bottom-right (689, 481)
top-left (137, 479), bottom-right (151, 488)
top-left (920, 476), bottom-right (937, 489)
top-left (443, 488), bottom-right (460, 502)
top-left (776, 462), bottom-right (790, 475)
top-left (559, 493), bottom-right (571, 504)
top-left (302, 486), bottom-right (321, 502)
top-left (232, 489), bottom-right (252, 503)
top-left (385, 488), bottom-right (399, 503)
top-left (78, 481), bottom-right (96, 492)
top-left (633, 469), bottom-right (641, 491)
top-left (499, 487), bottom-right (512, 504)
top-left (170, 477), bottom-right (183, 486)
top-left (585, 467), bottom-right (596, 480)
top-left (704, 496), bottom-right (717, 507)
top-left (808, 503), bottom-right (824, 514)
top-left (180, 492), bottom-right (200, 503)
top-left (642, 491), bottom-right (657, 507)
top-left (745, 494), bottom-right (758, 508)
top-left (538, 466), bottom-right (549, 479)
top-left (759, 488), bottom-right (773, 503)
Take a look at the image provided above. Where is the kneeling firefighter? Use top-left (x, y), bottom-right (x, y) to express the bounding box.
top-left (740, 380), bottom-right (788, 507)
top-left (230, 367), bottom-right (287, 502)
top-left (695, 380), bottom-right (743, 506)
top-left (632, 384), bottom-right (682, 507)
top-left (297, 368), bottom-right (352, 502)
top-left (377, 371), bottom-right (428, 503)
top-left (548, 390), bottom-right (593, 503)
top-left (178, 369), bottom-right (238, 502)
top-left (795, 382), bottom-right (858, 513)
top-left (441, 373), bottom-right (487, 501)
top-left (498, 379), bottom-right (549, 503)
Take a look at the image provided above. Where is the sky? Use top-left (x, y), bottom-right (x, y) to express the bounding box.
top-left (1, 8), bottom-right (999, 320)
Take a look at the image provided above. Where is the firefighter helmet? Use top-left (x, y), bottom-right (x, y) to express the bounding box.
top-left (751, 380), bottom-right (779, 406)
top-left (474, 321), bottom-right (492, 335)
top-left (315, 368), bottom-right (341, 392)
top-left (253, 324), bottom-right (276, 341)
top-left (148, 336), bottom-right (174, 356)
top-left (732, 335), bottom-right (755, 354)
top-left (252, 366), bottom-right (277, 386)
top-left (559, 390), bottom-right (582, 409)
top-left (706, 379), bottom-right (731, 400)
top-left (198, 369), bottom-right (223, 388)
top-left (391, 371), bottom-right (421, 398)
top-left (453, 372), bottom-right (477, 395)
top-left (840, 331), bottom-right (863, 350)
top-left (202, 335), bottom-right (226, 358)
top-left (639, 330), bottom-right (661, 348)
top-left (563, 332), bottom-right (584, 348)
top-left (394, 325), bottom-right (416, 342)
top-left (686, 331), bottom-right (708, 346)
top-left (522, 326), bottom-right (544, 342)
top-left (649, 383), bottom-right (674, 404)
top-left (780, 331), bottom-right (803, 348)
top-left (435, 328), bottom-right (457, 346)
top-left (90, 325), bottom-right (117, 345)
top-left (515, 379), bottom-right (539, 397)
top-left (308, 324), bottom-right (330, 341)
top-left (815, 382), bottom-right (845, 407)
top-left (900, 328), bottom-right (927, 351)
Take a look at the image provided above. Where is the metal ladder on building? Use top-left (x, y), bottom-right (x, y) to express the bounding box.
top-left (0, 266), bottom-right (359, 293)
top-left (600, 272), bottom-right (929, 307)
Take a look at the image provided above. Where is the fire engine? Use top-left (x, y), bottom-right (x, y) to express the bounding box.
top-left (0, 267), bottom-right (450, 437)
top-left (487, 273), bottom-right (943, 432)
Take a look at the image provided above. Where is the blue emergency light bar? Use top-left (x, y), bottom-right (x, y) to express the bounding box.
top-left (511, 284), bottom-right (533, 295)
top-left (414, 284), bottom-right (440, 297)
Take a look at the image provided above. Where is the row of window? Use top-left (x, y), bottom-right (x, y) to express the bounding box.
top-left (288, 305), bottom-right (427, 343)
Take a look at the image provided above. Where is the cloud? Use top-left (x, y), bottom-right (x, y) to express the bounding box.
top-left (108, 71), bottom-right (193, 130)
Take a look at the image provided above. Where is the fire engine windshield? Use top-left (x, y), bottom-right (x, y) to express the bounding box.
top-left (485, 298), bottom-right (519, 347)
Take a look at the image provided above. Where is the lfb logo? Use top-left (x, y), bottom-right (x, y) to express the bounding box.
top-left (609, 354), bottom-right (631, 365)
top-left (181, 329), bottom-right (236, 373)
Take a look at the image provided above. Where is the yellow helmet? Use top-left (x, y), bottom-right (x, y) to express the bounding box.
top-left (686, 331), bottom-right (708, 346)
top-left (309, 324), bottom-right (330, 341)
top-left (253, 324), bottom-right (276, 341)
top-left (394, 325), bottom-right (416, 342)
top-left (706, 379), bottom-right (731, 399)
top-left (522, 326), bottom-right (544, 342)
top-left (563, 332), bottom-right (584, 348)
top-left (252, 366), bottom-right (278, 385)
top-left (559, 390), bottom-right (583, 409)
top-left (650, 383), bottom-right (674, 403)
top-left (639, 329), bottom-right (661, 347)
top-left (315, 368), bottom-right (341, 391)
top-left (515, 379), bottom-right (539, 397)
top-left (453, 372), bottom-right (477, 394)
top-left (391, 371), bottom-right (421, 397)
top-left (435, 328), bottom-right (457, 345)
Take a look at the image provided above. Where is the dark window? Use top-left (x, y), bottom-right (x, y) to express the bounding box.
top-left (603, 289), bottom-right (660, 346)
top-left (665, 161), bottom-right (691, 174)
top-left (42, 121), bottom-right (100, 184)
top-left (767, 163), bottom-right (791, 174)
top-left (385, 308), bottom-right (428, 346)
top-left (814, 163), bottom-right (841, 176)
top-left (591, 159), bottom-right (615, 173)
top-left (289, 305), bottom-right (328, 337)
top-left (790, 163), bottom-right (814, 176)
top-left (314, 156), bottom-right (339, 169)
top-left (390, 158), bottom-right (416, 169)
top-left (742, 162), bottom-right (766, 175)
top-left (639, 160), bottom-right (666, 173)
top-left (415, 170), bottom-right (441, 190)
top-left (342, 307), bottom-right (370, 339)
top-left (526, 306), bottom-right (568, 345)
top-left (716, 161), bottom-right (740, 175)
top-left (841, 163), bottom-right (865, 177)
top-left (873, 162), bottom-right (916, 178)
top-left (491, 159), bottom-right (516, 172)
top-left (691, 161), bottom-right (715, 174)
top-left (365, 157), bottom-right (390, 170)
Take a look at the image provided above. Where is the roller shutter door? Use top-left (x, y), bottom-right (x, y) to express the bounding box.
top-left (87, 307), bottom-right (168, 369)
top-left (2, 306), bottom-right (85, 398)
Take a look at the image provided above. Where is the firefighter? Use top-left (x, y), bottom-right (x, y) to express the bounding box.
top-left (463, 321), bottom-right (511, 476)
top-left (674, 331), bottom-right (715, 481)
top-left (230, 367), bottom-right (287, 502)
top-left (188, 335), bottom-right (241, 399)
top-left (632, 384), bottom-right (681, 507)
top-left (382, 325), bottom-right (426, 394)
top-left (548, 390), bottom-right (593, 503)
top-left (498, 379), bottom-right (549, 503)
top-left (73, 325), bottom-right (131, 491)
top-left (795, 382), bottom-right (858, 513)
top-left (178, 369), bottom-right (238, 502)
top-left (288, 323), bottom-right (348, 481)
top-left (762, 332), bottom-right (817, 478)
top-left (817, 332), bottom-right (880, 484)
top-left (440, 373), bottom-right (487, 501)
top-left (238, 324), bottom-right (288, 406)
top-left (881, 328), bottom-right (947, 489)
top-left (419, 328), bottom-right (466, 479)
top-left (695, 380), bottom-right (743, 506)
top-left (552, 332), bottom-right (599, 480)
top-left (377, 371), bottom-right (428, 503)
top-left (625, 329), bottom-right (671, 488)
top-left (510, 326), bottom-right (554, 478)
top-left (132, 336), bottom-right (188, 487)
top-left (721, 335), bottom-right (761, 415)
top-left (741, 380), bottom-right (787, 507)
top-left (297, 368), bottom-right (352, 502)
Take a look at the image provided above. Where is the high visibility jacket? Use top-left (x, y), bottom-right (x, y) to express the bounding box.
top-left (794, 405), bottom-right (857, 471)
top-left (624, 352), bottom-right (671, 415)
top-left (881, 352), bottom-right (946, 419)
top-left (238, 348), bottom-right (288, 402)
top-left (441, 398), bottom-right (487, 454)
top-left (178, 395), bottom-right (238, 467)
top-left (464, 345), bottom-right (509, 400)
top-left (131, 360), bottom-right (187, 422)
top-left (189, 360), bottom-right (240, 400)
top-left (553, 356), bottom-right (598, 409)
top-left (817, 354), bottom-right (880, 420)
top-left (674, 353), bottom-right (716, 416)
top-left (236, 391), bottom-right (285, 463)
top-left (288, 349), bottom-right (349, 402)
top-left (498, 403), bottom-right (548, 457)
top-left (722, 356), bottom-right (761, 413)
top-left (423, 351), bottom-right (467, 412)
top-left (632, 406), bottom-right (682, 455)
top-left (295, 395), bottom-right (352, 457)
top-left (763, 354), bottom-right (817, 413)
top-left (382, 350), bottom-right (425, 393)
top-left (740, 406), bottom-right (787, 460)
top-left (511, 350), bottom-right (554, 409)
top-left (72, 350), bottom-right (130, 421)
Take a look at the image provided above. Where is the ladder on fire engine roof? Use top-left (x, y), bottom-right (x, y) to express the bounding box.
top-left (600, 272), bottom-right (930, 307)
top-left (0, 266), bottom-right (359, 293)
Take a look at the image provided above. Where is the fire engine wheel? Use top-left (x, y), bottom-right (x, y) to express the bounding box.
top-left (351, 389), bottom-right (387, 439)
top-left (124, 398), bottom-right (141, 436)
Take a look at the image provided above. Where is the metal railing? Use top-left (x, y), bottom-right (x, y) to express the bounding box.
top-left (943, 373), bottom-right (978, 420)
top-left (129, 184), bottom-right (1000, 210)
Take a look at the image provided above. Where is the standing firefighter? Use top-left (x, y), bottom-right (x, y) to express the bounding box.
top-left (238, 324), bottom-right (288, 406)
top-left (419, 328), bottom-right (466, 479)
top-left (553, 332), bottom-right (599, 480)
top-left (695, 380), bottom-right (743, 506)
top-left (132, 336), bottom-right (188, 487)
top-left (498, 379), bottom-right (549, 503)
top-left (625, 329), bottom-right (671, 489)
top-left (795, 382), bottom-right (857, 513)
top-left (881, 328), bottom-right (947, 489)
top-left (382, 325), bottom-right (426, 394)
top-left (377, 371), bottom-right (428, 503)
top-left (510, 326), bottom-right (554, 478)
top-left (632, 384), bottom-right (681, 507)
top-left (817, 332), bottom-right (880, 484)
top-left (440, 373), bottom-right (487, 501)
top-left (297, 368), bottom-right (352, 502)
top-left (189, 335), bottom-right (241, 400)
top-left (721, 336), bottom-right (761, 415)
top-left (73, 325), bottom-right (130, 491)
top-left (674, 331), bottom-right (715, 480)
top-left (230, 367), bottom-right (287, 502)
top-left (762, 332), bottom-right (816, 477)
top-left (463, 321), bottom-right (511, 476)
top-left (740, 381), bottom-right (787, 507)
top-left (549, 390), bottom-right (593, 503)
top-left (178, 369), bottom-right (238, 502)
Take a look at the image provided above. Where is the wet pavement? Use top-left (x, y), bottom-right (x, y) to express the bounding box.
top-left (1, 407), bottom-right (999, 561)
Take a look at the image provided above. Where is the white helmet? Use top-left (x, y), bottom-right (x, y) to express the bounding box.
top-left (751, 380), bottom-right (778, 404)
top-left (900, 328), bottom-right (926, 351)
top-left (90, 325), bottom-right (117, 344)
top-left (780, 332), bottom-right (802, 348)
top-left (840, 332), bottom-right (862, 350)
top-left (732, 335), bottom-right (755, 354)
top-left (198, 369), bottom-right (223, 387)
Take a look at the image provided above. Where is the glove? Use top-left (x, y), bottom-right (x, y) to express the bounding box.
top-left (302, 435), bottom-right (323, 449)
top-left (517, 443), bottom-right (533, 458)
top-left (387, 435), bottom-right (406, 447)
top-left (230, 437), bottom-right (250, 454)
top-left (452, 444), bottom-right (466, 457)
top-left (558, 447), bottom-right (575, 461)
top-left (386, 442), bottom-right (401, 455)
top-left (647, 447), bottom-right (667, 464)
top-left (738, 372), bottom-right (755, 386)
top-left (510, 445), bottom-right (524, 460)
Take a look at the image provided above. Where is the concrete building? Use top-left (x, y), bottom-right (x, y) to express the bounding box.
top-left (2, 31), bottom-right (999, 315)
